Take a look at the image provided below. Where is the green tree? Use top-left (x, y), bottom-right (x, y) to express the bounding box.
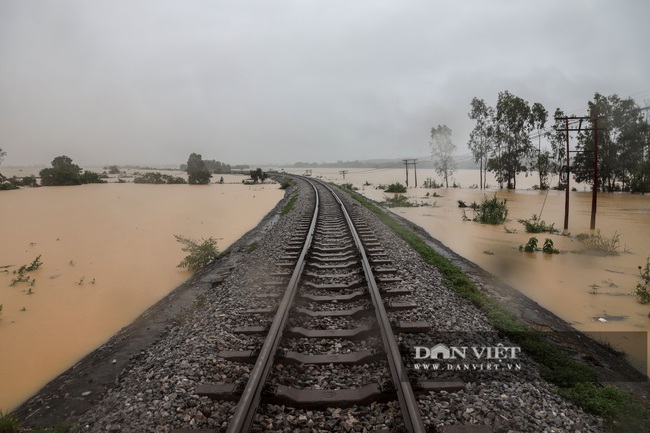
top-left (249, 168), bottom-right (266, 184)
top-left (467, 98), bottom-right (494, 189)
top-left (186, 153), bottom-right (212, 185)
top-left (430, 124), bottom-right (457, 188)
top-left (491, 90), bottom-right (533, 189)
top-left (546, 108), bottom-right (568, 189)
top-left (530, 102), bottom-right (549, 189)
top-left (40, 155), bottom-right (82, 186)
top-left (573, 93), bottom-right (648, 192)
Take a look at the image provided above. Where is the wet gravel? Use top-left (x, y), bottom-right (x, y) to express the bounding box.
top-left (70, 178), bottom-right (604, 432)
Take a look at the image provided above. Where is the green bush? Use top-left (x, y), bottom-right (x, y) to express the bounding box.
top-left (0, 410), bottom-right (19, 433)
top-left (134, 172), bottom-right (186, 184)
top-left (542, 238), bottom-right (559, 254)
top-left (520, 237), bottom-right (539, 252)
top-left (475, 194), bottom-right (508, 224)
top-left (175, 235), bottom-right (219, 271)
top-left (518, 214), bottom-right (559, 233)
top-left (635, 257), bottom-right (650, 304)
top-left (384, 194), bottom-right (415, 207)
top-left (384, 182), bottom-right (407, 193)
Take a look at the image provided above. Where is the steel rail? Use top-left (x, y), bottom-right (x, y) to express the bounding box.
top-left (225, 181), bottom-right (319, 433)
top-left (321, 181), bottom-right (427, 433)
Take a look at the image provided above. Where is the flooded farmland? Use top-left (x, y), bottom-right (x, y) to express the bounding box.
top-left (0, 175), bottom-right (284, 412)
top-left (284, 167), bottom-right (650, 376)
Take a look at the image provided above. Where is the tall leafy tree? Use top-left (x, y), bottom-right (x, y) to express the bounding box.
top-left (573, 93), bottom-right (648, 192)
top-left (530, 102), bottom-right (549, 189)
top-left (492, 90), bottom-right (533, 189)
top-left (39, 155), bottom-right (82, 186)
top-left (467, 98), bottom-right (494, 189)
top-left (430, 124), bottom-right (457, 188)
top-left (546, 108), bottom-right (568, 189)
top-left (186, 153), bottom-right (212, 185)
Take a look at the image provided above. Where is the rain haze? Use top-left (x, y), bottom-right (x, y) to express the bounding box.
top-left (1, 0), bottom-right (649, 168)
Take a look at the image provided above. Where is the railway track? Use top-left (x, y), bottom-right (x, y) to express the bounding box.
top-left (171, 178), bottom-right (492, 433)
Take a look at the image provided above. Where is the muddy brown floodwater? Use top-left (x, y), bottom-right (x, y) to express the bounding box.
top-left (286, 167), bottom-right (650, 376)
top-left (0, 175), bottom-right (284, 412)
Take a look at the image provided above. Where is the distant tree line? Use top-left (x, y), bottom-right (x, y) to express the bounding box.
top-left (466, 91), bottom-right (650, 192)
top-left (180, 159), bottom-right (245, 174)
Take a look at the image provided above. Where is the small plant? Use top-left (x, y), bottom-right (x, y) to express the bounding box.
top-left (503, 225), bottom-right (517, 234)
top-left (475, 194), bottom-right (508, 224)
top-left (69, 260), bottom-right (75, 266)
top-left (363, 181), bottom-right (372, 186)
top-left (576, 230), bottom-right (621, 255)
top-left (589, 284), bottom-right (599, 295)
top-left (520, 236), bottom-right (539, 252)
top-left (20, 307), bottom-right (26, 312)
top-left (384, 194), bottom-right (416, 207)
top-left (340, 182), bottom-right (357, 191)
top-left (0, 304), bottom-right (3, 317)
top-left (422, 178), bottom-right (441, 188)
top-left (518, 214), bottom-right (559, 234)
top-left (635, 256), bottom-right (650, 304)
top-left (90, 278), bottom-right (96, 284)
top-left (77, 277), bottom-right (85, 285)
top-left (483, 250), bottom-right (494, 255)
top-left (384, 182), bottom-right (407, 193)
top-left (0, 410), bottom-right (19, 433)
top-left (246, 242), bottom-right (260, 253)
top-left (26, 288), bottom-right (33, 295)
top-left (279, 179), bottom-right (293, 190)
top-left (282, 193), bottom-right (298, 215)
top-left (457, 200), bottom-right (468, 208)
top-left (175, 235), bottom-right (219, 271)
top-left (542, 238), bottom-right (559, 254)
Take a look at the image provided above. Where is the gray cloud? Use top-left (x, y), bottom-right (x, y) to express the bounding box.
top-left (1, 0), bottom-right (649, 167)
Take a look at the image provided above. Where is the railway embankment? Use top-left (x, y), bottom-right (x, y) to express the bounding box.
top-left (12, 177), bottom-right (649, 432)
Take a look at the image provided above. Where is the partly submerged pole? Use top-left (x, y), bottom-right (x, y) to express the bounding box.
top-left (564, 116), bottom-right (570, 230)
top-left (590, 117), bottom-right (598, 229)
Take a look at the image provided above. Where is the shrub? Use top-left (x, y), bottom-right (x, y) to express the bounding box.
top-left (282, 193), bottom-right (298, 215)
top-left (576, 230), bottom-right (621, 255)
top-left (520, 236), bottom-right (539, 252)
top-left (475, 194), bottom-right (508, 224)
top-left (542, 238), bottom-right (559, 254)
top-left (518, 214), bottom-right (559, 233)
top-left (384, 194), bottom-right (415, 207)
top-left (0, 410), bottom-right (19, 433)
top-left (384, 182), bottom-right (407, 193)
top-left (635, 257), bottom-right (650, 304)
top-left (422, 178), bottom-right (442, 188)
top-left (175, 235), bottom-right (219, 271)
top-left (134, 172), bottom-right (186, 184)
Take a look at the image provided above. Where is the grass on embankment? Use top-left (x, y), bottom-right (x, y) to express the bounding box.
top-left (343, 187), bottom-right (650, 433)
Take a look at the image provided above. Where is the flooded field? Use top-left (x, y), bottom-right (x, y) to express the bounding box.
top-left (284, 167), bottom-right (650, 375)
top-left (0, 174), bottom-right (284, 412)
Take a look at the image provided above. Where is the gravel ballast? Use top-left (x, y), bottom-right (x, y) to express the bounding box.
top-left (16, 177), bottom-right (610, 432)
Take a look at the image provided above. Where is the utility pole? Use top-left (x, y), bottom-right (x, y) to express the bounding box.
top-left (402, 159), bottom-right (418, 188)
top-left (555, 115), bottom-right (599, 230)
top-left (339, 170), bottom-right (348, 180)
top-left (402, 159), bottom-right (409, 187)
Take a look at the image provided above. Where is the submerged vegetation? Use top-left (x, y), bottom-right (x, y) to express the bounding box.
top-left (134, 172), bottom-right (186, 184)
top-left (518, 214), bottom-right (559, 234)
top-left (383, 182), bottom-right (407, 193)
top-left (175, 235), bottom-right (219, 271)
top-left (341, 186), bottom-right (649, 432)
top-left (634, 256), bottom-right (650, 305)
top-left (576, 230), bottom-right (622, 255)
top-left (462, 194), bottom-right (508, 224)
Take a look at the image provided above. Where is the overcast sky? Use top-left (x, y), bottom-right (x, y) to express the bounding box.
top-left (1, 0), bottom-right (649, 167)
